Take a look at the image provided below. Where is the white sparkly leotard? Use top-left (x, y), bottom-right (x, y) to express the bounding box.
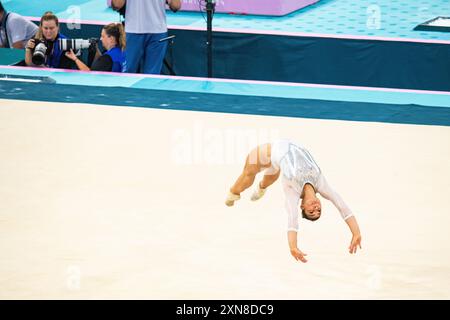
top-left (271, 139), bottom-right (354, 232)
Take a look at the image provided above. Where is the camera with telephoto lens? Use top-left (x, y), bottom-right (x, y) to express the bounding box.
top-left (58, 38), bottom-right (99, 51)
top-left (32, 40), bottom-right (48, 66)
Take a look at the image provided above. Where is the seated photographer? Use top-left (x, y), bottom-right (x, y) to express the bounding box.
top-left (65, 23), bottom-right (126, 72)
top-left (0, 1), bottom-right (38, 49)
top-left (24, 11), bottom-right (75, 69)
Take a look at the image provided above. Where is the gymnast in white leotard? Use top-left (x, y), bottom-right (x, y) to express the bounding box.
top-left (225, 139), bottom-right (362, 263)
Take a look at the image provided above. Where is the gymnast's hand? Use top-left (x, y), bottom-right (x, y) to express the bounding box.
top-left (290, 248), bottom-right (308, 263)
top-left (349, 233), bottom-right (362, 254)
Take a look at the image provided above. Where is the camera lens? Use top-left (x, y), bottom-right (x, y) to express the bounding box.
top-left (59, 39), bottom-right (92, 51)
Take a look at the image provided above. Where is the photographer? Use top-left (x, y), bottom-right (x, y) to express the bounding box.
top-left (65, 23), bottom-right (126, 72)
top-left (0, 1), bottom-right (38, 49)
top-left (24, 11), bottom-right (75, 69)
top-left (111, 0), bottom-right (181, 74)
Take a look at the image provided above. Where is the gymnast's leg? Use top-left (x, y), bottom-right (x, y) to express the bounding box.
top-left (225, 144), bottom-right (272, 206)
top-left (250, 166), bottom-right (280, 201)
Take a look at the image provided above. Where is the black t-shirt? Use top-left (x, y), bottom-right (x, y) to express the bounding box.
top-left (91, 54), bottom-right (113, 72)
top-left (59, 53), bottom-right (76, 69)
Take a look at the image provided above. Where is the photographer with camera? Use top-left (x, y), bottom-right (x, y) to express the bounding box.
top-left (111, 0), bottom-right (181, 74)
top-left (0, 1), bottom-right (38, 49)
top-left (65, 23), bottom-right (126, 72)
top-left (24, 11), bottom-right (75, 69)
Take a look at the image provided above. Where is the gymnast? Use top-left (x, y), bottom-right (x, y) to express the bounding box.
top-left (225, 139), bottom-right (362, 262)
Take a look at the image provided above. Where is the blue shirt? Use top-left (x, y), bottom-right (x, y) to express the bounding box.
top-left (104, 46), bottom-right (126, 72)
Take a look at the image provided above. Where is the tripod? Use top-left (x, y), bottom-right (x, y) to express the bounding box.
top-left (159, 35), bottom-right (176, 76)
top-left (206, 0), bottom-right (215, 78)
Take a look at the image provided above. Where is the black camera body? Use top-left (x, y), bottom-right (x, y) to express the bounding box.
top-left (31, 39), bottom-right (48, 66)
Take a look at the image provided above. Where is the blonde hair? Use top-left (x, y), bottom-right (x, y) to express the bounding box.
top-left (103, 23), bottom-right (126, 50)
top-left (35, 11), bottom-right (59, 39)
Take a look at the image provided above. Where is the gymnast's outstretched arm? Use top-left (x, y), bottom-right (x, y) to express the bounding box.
top-left (317, 175), bottom-right (362, 254)
top-left (283, 183), bottom-right (308, 262)
top-left (345, 216), bottom-right (362, 254)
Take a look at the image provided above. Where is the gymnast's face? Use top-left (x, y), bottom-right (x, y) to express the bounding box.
top-left (301, 198), bottom-right (322, 221)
